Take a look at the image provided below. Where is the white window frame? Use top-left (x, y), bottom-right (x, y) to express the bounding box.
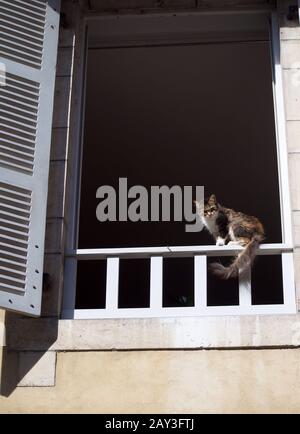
top-left (62, 10), bottom-right (296, 320)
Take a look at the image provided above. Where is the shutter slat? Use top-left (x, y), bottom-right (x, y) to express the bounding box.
top-left (0, 23), bottom-right (44, 44)
top-left (0, 31), bottom-right (43, 50)
top-left (0, 0), bottom-right (46, 72)
top-left (0, 101), bottom-right (38, 118)
top-left (1, 88), bottom-right (39, 104)
top-left (0, 0), bottom-right (61, 316)
top-left (0, 280), bottom-right (25, 292)
top-left (0, 45), bottom-right (42, 63)
top-left (0, 195), bottom-right (30, 209)
top-left (0, 185), bottom-right (31, 200)
top-left (0, 202), bottom-right (30, 216)
top-left (0, 249), bottom-right (28, 261)
top-left (0, 225), bottom-right (28, 239)
top-left (0, 281), bottom-right (26, 293)
top-left (0, 257), bottom-right (27, 269)
top-left (0, 145), bottom-right (34, 159)
top-left (0, 241), bottom-right (27, 254)
top-left (0, 110), bottom-right (37, 125)
top-left (1, 94), bottom-right (38, 110)
top-left (0, 282), bottom-right (25, 293)
top-left (4, 74), bottom-right (40, 90)
top-left (0, 209), bottom-right (30, 219)
top-left (0, 11), bottom-right (45, 31)
top-left (0, 19), bottom-right (42, 40)
top-left (0, 220), bottom-right (29, 232)
top-left (1, 123), bottom-right (36, 139)
top-left (0, 157), bottom-right (34, 174)
top-left (0, 131), bottom-right (35, 146)
top-left (0, 5), bottom-right (46, 25)
top-left (0, 233), bottom-right (28, 245)
top-left (0, 143), bottom-right (35, 158)
top-left (1, 125), bottom-right (36, 140)
top-left (0, 252), bottom-right (26, 265)
top-left (1, 116), bottom-right (37, 132)
top-left (0, 16), bottom-right (45, 37)
top-left (0, 138), bottom-right (33, 153)
top-left (13, 0), bottom-right (46, 13)
top-left (1, 87), bottom-right (38, 101)
top-left (0, 35), bottom-right (43, 56)
top-left (0, 0), bottom-right (46, 21)
top-left (0, 265), bottom-right (26, 278)
top-left (0, 226), bottom-right (29, 238)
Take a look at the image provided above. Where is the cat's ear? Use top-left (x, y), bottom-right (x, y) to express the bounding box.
top-left (208, 194), bottom-right (217, 205)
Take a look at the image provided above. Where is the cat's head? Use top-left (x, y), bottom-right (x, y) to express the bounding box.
top-left (194, 194), bottom-right (219, 218)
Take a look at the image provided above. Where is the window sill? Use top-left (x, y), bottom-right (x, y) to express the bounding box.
top-left (5, 313), bottom-right (300, 351)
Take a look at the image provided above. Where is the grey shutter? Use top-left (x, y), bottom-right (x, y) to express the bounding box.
top-left (0, 0), bottom-right (61, 316)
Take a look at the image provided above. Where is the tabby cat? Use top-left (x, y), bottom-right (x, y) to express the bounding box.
top-left (195, 194), bottom-right (265, 279)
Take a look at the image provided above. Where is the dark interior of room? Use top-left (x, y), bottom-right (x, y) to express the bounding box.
top-left (76, 34), bottom-right (283, 309)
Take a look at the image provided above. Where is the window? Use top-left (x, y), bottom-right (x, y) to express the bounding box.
top-left (62, 11), bottom-right (296, 319)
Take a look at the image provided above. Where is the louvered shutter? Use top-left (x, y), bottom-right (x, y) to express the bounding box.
top-left (0, 0), bottom-right (61, 316)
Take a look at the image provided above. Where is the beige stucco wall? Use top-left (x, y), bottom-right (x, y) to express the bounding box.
top-left (1, 349), bottom-right (300, 413)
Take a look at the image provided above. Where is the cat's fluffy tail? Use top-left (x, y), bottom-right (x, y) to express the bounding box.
top-left (209, 237), bottom-right (261, 279)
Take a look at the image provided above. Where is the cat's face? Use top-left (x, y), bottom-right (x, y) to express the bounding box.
top-left (203, 194), bottom-right (219, 218)
top-left (194, 194), bottom-right (219, 218)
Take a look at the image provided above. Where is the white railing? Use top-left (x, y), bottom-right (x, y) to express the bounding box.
top-left (62, 243), bottom-right (296, 319)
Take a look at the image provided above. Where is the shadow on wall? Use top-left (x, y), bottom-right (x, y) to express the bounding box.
top-left (0, 313), bottom-right (59, 397)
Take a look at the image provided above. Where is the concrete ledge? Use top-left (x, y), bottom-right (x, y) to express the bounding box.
top-left (5, 314), bottom-right (300, 351)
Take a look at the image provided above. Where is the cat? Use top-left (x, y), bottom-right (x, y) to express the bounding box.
top-left (194, 194), bottom-right (265, 279)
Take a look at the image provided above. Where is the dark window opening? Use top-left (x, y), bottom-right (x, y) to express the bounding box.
top-left (79, 41), bottom-right (281, 250)
top-left (207, 257), bottom-right (239, 306)
top-left (163, 258), bottom-right (194, 307)
top-left (76, 14), bottom-right (283, 310)
top-left (118, 259), bottom-right (150, 308)
top-left (251, 255), bottom-right (284, 305)
top-left (76, 260), bottom-right (107, 309)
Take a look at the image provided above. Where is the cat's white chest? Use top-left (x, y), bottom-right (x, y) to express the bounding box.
top-left (201, 215), bottom-right (218, 236)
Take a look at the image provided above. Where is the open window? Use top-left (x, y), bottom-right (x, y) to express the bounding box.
top-left (63, 11), bottom-right (296, 319)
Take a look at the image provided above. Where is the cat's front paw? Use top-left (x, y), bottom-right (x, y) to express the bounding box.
top-left (216, 237), bottom-right (225, 246)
